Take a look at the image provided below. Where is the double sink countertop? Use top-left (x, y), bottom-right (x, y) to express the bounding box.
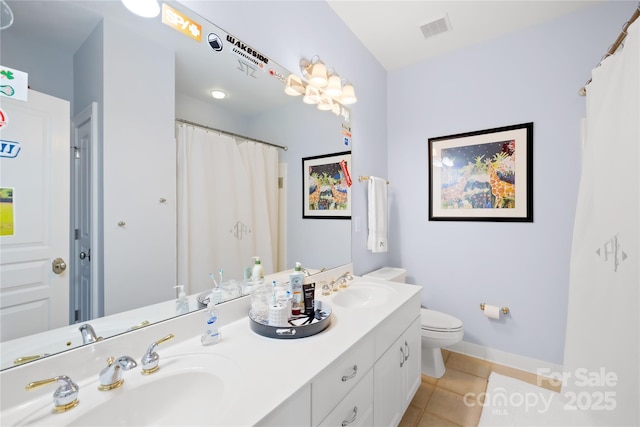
top-left (0, 265), bottom-right (421, 426)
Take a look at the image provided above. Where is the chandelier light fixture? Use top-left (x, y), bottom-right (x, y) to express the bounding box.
top-left (284, 55), bottom-right (357, 116)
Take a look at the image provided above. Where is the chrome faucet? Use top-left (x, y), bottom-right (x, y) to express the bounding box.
top-left (141, 334), bottom-right (175, 375)
top-left (79, 324), bottom-right (103, 344)
top-left (332, 272), bottom-right (354, 290)
top-left (26, 375), bottom-right (80, 413)
top-left (98, 356), bottom-right (137, 390)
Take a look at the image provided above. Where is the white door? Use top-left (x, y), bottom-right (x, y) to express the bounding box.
top-left (0, 90), bottom-right (70, 341)
top-left (71, 102), bottom-right (98, 322)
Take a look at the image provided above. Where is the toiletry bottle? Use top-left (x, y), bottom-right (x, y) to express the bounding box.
top-left (251, 256), bottom-right (264, 283)
top-left (175, 285), bottom-right (189, 315)
top-left (302, 277), bottom-right (316, 316)
top-left (289, 262), bottom-right (304, 315)
top-left (201, 301), bottom-right (221, 345)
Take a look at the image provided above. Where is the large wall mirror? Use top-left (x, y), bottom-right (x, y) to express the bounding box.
top-left (0, 0), bottom-right (352, 370)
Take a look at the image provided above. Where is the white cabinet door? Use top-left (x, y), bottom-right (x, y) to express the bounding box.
top-left (374, 315), bottom-right (422, 426)
top-left (374, 334), bottom-right (405, 426)
top-left (0, 90), bottom-right (70, 341)
top-left (401, 316), bottom-right (422, 411)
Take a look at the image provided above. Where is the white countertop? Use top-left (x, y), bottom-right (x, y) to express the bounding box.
top-left (0, 271), bottom-right (421, 426)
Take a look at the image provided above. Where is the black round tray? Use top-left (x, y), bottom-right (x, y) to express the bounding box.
top-left (249, 300), bottom-right (332, 339)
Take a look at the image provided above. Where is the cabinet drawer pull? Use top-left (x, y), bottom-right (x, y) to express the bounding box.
top-left (341, 406), bottom-right (358, 426)
top-left (400, 347), bottom-right (405, 368)
top-left (341, 365), bottom-right (358, 382)
top-left (404, 340), bottom-right (410, 362)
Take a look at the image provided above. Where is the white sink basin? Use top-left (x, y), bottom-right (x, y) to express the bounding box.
top-left (6, 353), bottom-right (243, 427)
top-left (331, 281), bottom-right (397, 309)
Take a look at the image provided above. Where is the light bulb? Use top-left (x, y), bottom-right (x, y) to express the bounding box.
top-left (308, 61), bottom-right (328, 88)
top-left (121, 0), bottom-right (160, 18)
top-left (303, 86), bottom-right (320, 104)
top-left (339, 83), bottom-right (357, 105)
top-left (284, 74), bottom-right (305, 96)
top-left (317, 95), bottom-right (333, 111)
top-left (325, 74), bottom-right (343, 98)
top-left (211, 90), bottom-right (227, 99)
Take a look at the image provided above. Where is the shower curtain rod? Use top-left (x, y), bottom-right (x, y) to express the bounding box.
top-left (175, 118), bottom-right (288, 151)
top-left (579, 3), bottom-right (640, 96)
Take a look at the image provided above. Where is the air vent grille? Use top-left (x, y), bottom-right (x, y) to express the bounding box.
top-left (420, 14), bottom-right (452, 39)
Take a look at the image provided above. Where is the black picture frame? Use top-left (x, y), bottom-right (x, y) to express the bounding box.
top-left (428, 122), bottom-right (533, 222)
top-left (302, 151), bottom-right (352, 219)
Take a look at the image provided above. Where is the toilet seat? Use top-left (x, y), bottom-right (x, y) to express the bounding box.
top-left (421, 309), bottom-right (463, 332)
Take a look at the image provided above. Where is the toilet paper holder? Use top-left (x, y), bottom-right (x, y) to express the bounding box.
top-left (480, 303), bottom-right (509, 315)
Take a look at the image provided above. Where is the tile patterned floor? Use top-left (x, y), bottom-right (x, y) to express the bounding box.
top-left (398, 350), bottom-right (561, 427)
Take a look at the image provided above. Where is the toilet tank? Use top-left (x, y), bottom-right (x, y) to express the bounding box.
top-left (363, 267), bottom-right (407, 283)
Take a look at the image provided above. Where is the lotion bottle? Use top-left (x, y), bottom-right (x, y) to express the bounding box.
top-left (289, 262), bottom-right (304, 315)
top-left (201, 301), bottom-right (221, 345)
top-left (251, 256), bottom-right (264, 283)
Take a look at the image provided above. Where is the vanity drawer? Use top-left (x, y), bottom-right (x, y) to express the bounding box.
top-left (317, 368), bottom-right (374, 427)
top-left (311, 334), bottom-right (374, 425)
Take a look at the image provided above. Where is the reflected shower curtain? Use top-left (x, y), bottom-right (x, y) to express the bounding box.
top-left (176, 124), bottom-right (279, 295)
top-left (563, 20), bottom-right (638, 425)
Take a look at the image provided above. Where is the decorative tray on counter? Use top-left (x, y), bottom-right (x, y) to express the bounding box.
top-left (249, 300), bottom-right (332, 339)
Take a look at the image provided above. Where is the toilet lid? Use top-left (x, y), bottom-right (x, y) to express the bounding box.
top-left (421, 309), bottom-right (463, 332)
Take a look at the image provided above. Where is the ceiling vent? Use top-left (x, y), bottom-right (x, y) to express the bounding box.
top-left (419, 13), bottom-right (452, 39)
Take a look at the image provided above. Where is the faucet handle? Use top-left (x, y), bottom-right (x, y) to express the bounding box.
top-left (141, 333), bottom-right (175, 375)
top-left (26, 375), bottom-right (79, 413)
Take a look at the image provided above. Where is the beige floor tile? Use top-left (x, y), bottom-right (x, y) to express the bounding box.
top-left (411, 381), bottom-right (436, 410)
top-left (425, 388), bottom-right (483, 426)
top-left (436, 368), bottom-right (488, 397)
top-left (399, 403), bottom-right (425, 427)
top-left (446, 352), bottom-right (491, 379)
top-left (418, 412), bottom-right (463, 427)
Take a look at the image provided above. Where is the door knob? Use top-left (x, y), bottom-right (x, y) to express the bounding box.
top-left (52, 258), bottom-right (67, 274)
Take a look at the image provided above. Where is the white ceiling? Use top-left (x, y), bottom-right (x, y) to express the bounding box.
top-left (327, 0), bottom-right (603, 71)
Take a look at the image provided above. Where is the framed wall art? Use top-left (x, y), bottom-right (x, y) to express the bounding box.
top-left (302, 151), bottom-right (352, 219)
top-left (428, 122), bottom-right (533, 222)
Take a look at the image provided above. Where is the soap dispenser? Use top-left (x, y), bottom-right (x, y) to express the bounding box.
top-left (201, 301), bottom-right (221, 346)
top-left (251, 256), bottom-right (264, 283)
top-left (174, 285), bottom-right (189, 315)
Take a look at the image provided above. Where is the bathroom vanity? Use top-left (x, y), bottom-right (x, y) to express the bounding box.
top-left (0, 266), bottom-right (421, 426)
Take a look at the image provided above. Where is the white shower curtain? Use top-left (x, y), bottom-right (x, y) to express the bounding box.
top-left (563, 19), bottom-right (639, 425)
top-left (176, 124), bottom-right (279, 295)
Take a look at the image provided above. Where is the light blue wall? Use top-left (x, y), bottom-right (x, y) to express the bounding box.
top-left (387, 2), bottom-right (635, 364)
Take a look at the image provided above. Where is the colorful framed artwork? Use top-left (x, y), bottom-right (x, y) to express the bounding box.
top-left (428, 122), bottom-right (533, 222)
top-left (302, 151), bottom-right (352, 219)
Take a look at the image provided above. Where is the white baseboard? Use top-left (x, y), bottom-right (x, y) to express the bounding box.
top-left (446, 340), bottom-right (563, 376)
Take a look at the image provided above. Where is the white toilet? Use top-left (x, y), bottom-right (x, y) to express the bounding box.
top-left (363, 267), bottom-right (464, 379)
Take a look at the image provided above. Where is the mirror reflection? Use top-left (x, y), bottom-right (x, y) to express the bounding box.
top-left (0, 0), bottom-right (352, 370)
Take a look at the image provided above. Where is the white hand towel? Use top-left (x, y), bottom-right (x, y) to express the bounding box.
top-left (367, 176), bottom-right (388, 252)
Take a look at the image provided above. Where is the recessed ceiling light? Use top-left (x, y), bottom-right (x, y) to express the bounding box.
top-left (211, 90), bottom-right (227, 100)
top-left (121, 0), bottom-right (160, 18)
